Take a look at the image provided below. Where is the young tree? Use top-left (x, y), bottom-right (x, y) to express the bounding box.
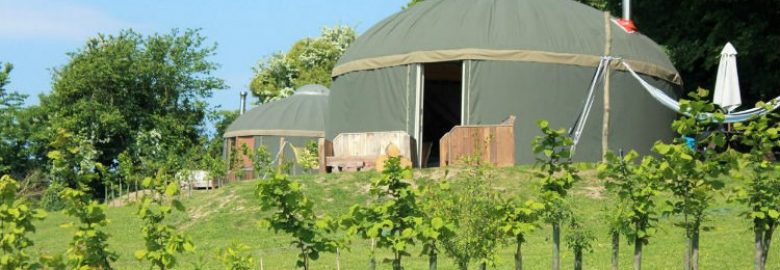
top-left (566, 217), bottom-right (595, 270)
top-left (532, 119), bottom-right (580, 270)
top-left (437, 156), bottom-right (504, 270)
top-left (0, 175), bottom-right (47, 269)
top-left (416, 177), bottom-right (456, 270)
top-left (218, 241), bottom-right (255, 270)
top-left (134, 169), bottom-right (195, 269)
top-left (48, 129), bottom-right (117, 268)
top-left (342, 156), bottom-right (419, 270)
top-left (731, 102), bottom-right (780, 270)
top-left (599, 150), bottom-right (661, 270)
top-left (653, 89), bottom-right (728, 270)
top-left (499, 198), bottom-right (544, 270)
top-left (256, 173), bottom-right (338, 269)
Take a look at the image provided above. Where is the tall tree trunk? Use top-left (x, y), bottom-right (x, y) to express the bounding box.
top-left (634, 236), bottom-right (643, 270)
top-left (612, 231), bottom-right (619, 270)
top-left (553, 222), bottom-right (560, 270)
top-left (691, 227), bottom-right (700, 270)
top-left (574, 248), bottom-right (583, 270)
top-left (429, 250), bottom-right (437, 270)
top-left (756, 223), bottom-right (764, 270)
top-left (515, 235), bottom-right (524, 270)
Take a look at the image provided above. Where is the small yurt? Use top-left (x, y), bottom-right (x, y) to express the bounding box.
top-left (224, 84), bottom-right (329, 178)
top-left (327, 0), bottom-right (682, 164)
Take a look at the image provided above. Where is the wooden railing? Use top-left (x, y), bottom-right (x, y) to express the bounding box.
top-left (439, 115), bottom-right (515, 167)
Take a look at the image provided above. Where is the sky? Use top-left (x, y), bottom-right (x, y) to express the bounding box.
top-left (0, 0), bottom-right (408, 110)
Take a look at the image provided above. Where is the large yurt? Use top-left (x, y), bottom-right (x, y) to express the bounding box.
top-left (224, 84), bottom-right (329, 177)
top-left (327, 0), bottom-right (682, 165)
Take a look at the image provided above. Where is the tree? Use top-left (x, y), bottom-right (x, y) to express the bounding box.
top-left (218, 241), bottom-right (255, 270)
top-left (0, 175), bottom-right (47, 269)
top-left (0, 62), bottom-right (36, 178)
top-left (499, 198), bottom-right (544, 270)
top-left (599, 150), bottom-right (661, 270)
top-left (43, 28), bottom-right (225, 185)
top-left (625, 1), bottom-right (780, 106)
top-left (653, 89), bottom-right (728, 270)
top-left (249, 26), bottom-right (355, 103)
top-left (256, 173), bottom-right (338, 269)
top-left (532, 120), bottom-right (580, 270)
top-left (48, 129), bottom-right (117, 268)
top-left (565, 217), bottom-right (595, 270)
top-left (135, 169), bottom-right (195, 270)
top-left (731, 102), bottom-right (780, 270)
top-left (437, 157), bottom-right (504, 270)
top-left (416, 178), bottom-right (456, 270)
top-left (342, 157), bottom-right (419, 270)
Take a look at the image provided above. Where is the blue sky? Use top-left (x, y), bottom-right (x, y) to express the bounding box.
top-left (0, 0), bottom-right (408, 110)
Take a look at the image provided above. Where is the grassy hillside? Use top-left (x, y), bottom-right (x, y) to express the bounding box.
top-left (30, 166), bottom-right (772, 269)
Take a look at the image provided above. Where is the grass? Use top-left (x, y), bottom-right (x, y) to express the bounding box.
top-left (29, 166), bottom-right (772, 270)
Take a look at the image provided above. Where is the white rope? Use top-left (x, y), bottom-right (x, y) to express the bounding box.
top-left (621, 61), bottom-right (780, 123)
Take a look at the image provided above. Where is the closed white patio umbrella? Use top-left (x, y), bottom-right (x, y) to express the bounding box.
top-left (713, 42), bottom-right (742, 112)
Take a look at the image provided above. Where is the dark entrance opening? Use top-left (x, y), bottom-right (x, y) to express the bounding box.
top-left (422, 61), bottom-right (462, 167)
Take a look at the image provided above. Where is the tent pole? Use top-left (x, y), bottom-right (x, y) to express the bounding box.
top-left (602, 11), bottom-right (613, 162)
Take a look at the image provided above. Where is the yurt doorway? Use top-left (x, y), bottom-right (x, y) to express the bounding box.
top-left (418, 61), bottom-right (463, 167)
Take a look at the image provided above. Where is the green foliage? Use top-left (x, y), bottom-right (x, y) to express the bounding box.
top-left (565, 218), bottom-right (595, 270)
top-left (532, 119), bottom-right (579, 216)
top-left (218, 242), bottom-right (255, 270)
top-left (405, 0), bottom-right (426, 8)
top-left (40, 180), bottom-right (66, 212)
top-left (651, 90), bottom-right (728, 269)
top-left (43, 28), bottom-right (225, 176)
top-left (295, 141), bottom-right (320, 172)
top-left (0, 62), bottom-right (35, 178)
top-left (499, 198), bottom-right (544, 270)
top-left (416, 178), bottom-right (456, 268)
top-left (0, 175), bottom-right (47, 269)
top-left (342, 156), bottom-right (418, 270)
top-left (598, 150), bottom-right (661, 247)
top-left (627, 1), bottom-right (780, 105)
top-left (47, 129), bottom-right (118, 269)
top-left (731, 102), bottom-right (780, 269)
top-left (532, 119), bottom-right (580, 270)
top-left (436, 157), bottom-right (504, 269)
top-left (249, 26), bottom-right (355, 103)
top-left (256, 173), bottom-right (337, 269)
top-left (244, 144), bottom-right (273, 179)
top-left (135, 169), bottom-right (195, 269)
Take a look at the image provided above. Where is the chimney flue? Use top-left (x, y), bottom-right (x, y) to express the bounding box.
top-left (239, 91), bottom-right (247, 115)
top-left (623, 0), bottom-right (631, 21)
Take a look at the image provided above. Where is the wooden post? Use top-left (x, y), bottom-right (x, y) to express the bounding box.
top-left (602, 11), bottom-right (613, 162)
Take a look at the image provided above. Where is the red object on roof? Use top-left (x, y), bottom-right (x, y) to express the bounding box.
top-left (616, 18), bottom-right (637, 33)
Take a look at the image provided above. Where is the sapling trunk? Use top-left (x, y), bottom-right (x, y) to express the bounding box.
top-left (369, 239), bottom-right (376, 270)
top-left (479, 262), bottom-right (487, 270)
top-left (392, 252), bottom-right (402, 270)
top-left (552, 222), bottom-right (561, 270)
top-left (756, 226), bottom-right (763, 270)
top-left (634, 236), bottom-right (643, 270)
top-left (515, 235), bottom-right (524, 270)
top-left (574, 248), bottom-right (583, 270)
top-left (429, 249), bottom-right (437, 270)
top-left (691, 227), bottom-right (699, 270)
top-left (611, 231), bottom-right (619, 270)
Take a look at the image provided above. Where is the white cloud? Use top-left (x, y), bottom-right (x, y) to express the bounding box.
top-left (0, 0), bottom-right (135, 41)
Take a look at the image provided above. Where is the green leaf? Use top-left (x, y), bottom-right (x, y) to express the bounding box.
top-left (431, 217), bottom-right (444, 230)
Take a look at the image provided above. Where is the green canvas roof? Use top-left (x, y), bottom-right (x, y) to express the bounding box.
top-left (224, 84), bottom-right (329, 138)
top-left (333, 0), bottom-right (680, 84)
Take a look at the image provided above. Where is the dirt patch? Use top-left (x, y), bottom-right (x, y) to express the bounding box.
top-left (579, 186), bottom-right (605, 199)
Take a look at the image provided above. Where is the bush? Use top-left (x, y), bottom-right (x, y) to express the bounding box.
top-left (40, 180), bottom-right (65, 211)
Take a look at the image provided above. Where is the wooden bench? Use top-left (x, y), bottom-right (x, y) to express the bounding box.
top-left (320, 131), bottom-right (412, 173)
top-left (440, 115), bottom-right (516, 167)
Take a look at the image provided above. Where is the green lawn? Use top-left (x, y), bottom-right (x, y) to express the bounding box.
top-left (30, 166), bottom-right (771, 269)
